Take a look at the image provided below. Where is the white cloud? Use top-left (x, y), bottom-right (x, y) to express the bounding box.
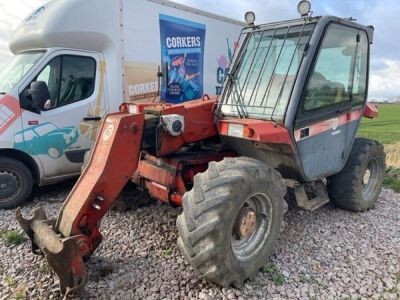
top-left (369, 59), bottom-right (400, 100)
top-left (0, 1), bottom-right (48, 65)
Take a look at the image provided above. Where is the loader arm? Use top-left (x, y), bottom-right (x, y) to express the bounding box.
top-left (16, 98), bottom-right (219, 296)
top-left (57, 112), bottom-right (144, 238)
top-left (17, 112), bottom-right (144, 295)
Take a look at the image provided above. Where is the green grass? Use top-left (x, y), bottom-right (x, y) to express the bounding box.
top-left (160, 248), bottom-right (173, 257)
top-left (5, 276), bottom-right (15, 286)
top-left (1, 231), bottom-right (25, 246)
top-left (384, 168), bottom-right (400, 193)
top-left (358, 103), bottom-right (400, 192)
top-left (262, 263), bottom-right (285, 286)
top-left (358, 103), bottom-right (400, 145)
top-left (13, 290), bottom-right (25, 300)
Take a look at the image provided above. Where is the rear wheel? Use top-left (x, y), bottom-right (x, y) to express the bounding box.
top-left (177, 157), bottom-right (287, 287)
top-left (0, 157), bottom-right (33, 209)
top-left (327, 138), bottom-right (385, 212)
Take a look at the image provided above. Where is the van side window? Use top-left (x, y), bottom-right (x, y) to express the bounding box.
top-left (58, 56), bottom-right (96, 106)
top-left (36, 57), bottom-right (61, 109)
top-left (33, 55), bottom-right (96, 110)
top-left (303, 25), bottom-right (367, 111)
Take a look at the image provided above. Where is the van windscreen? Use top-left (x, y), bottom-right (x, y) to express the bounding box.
top-left (0, 51), bottom-right (45, 94)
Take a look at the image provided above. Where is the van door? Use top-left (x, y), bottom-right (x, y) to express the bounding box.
top-left (17, 50), bottom-right (107, 179)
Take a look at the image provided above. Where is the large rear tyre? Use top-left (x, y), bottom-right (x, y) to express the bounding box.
top-left (0, 157), bottom-right (33, 209)
top-left (327, 138), bottom-right (385, 212)
top-left (177, 157), bottom-right (287, 287)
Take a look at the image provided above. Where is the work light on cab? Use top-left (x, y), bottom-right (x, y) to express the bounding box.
top-left (244, 11), bottom-right (256, 26)
top-left (298, 0), bottom-right (311, 17)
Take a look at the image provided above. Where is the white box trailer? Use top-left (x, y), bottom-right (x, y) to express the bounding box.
top-left (0, 0), bottom-right (244, 208)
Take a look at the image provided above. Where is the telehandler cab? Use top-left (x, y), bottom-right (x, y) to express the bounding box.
top-left (17, 2), bottom-right (385, 296)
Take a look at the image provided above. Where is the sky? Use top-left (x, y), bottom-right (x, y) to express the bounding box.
top-left (0, 0), bottom-right (399, 100)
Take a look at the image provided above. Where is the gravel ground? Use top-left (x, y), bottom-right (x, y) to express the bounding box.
top-left (0, 183), bottom-right (399, 300)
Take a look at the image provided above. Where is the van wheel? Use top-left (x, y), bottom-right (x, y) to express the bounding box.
top-left (177, 157), bottom-right (287, 287)
top-left (327, 138), bottom-right (386, 212)
top-left (0, 157), bottom-right (33, 209)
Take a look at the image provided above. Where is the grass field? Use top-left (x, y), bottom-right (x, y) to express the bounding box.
top-left (358, 103), bottom-right (400, 145)
top-left (358, 103), bottom-right (400, 192)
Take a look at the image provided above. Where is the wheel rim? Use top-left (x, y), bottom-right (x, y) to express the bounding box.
top-left (362, 158), bottom-right (380, 201)
top-left (0, 170), bottom-right (22, 202)
top-left (231, 193), bottom-right (273, 262)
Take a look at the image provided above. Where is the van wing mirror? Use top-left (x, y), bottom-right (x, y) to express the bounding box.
top-left (27, 81), bottom-right (50, 111)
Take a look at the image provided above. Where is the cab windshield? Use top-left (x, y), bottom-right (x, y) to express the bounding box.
top-left (0, 51), bottom-right (45, 94)
top-left (219, 22), bottom-right (315, 122)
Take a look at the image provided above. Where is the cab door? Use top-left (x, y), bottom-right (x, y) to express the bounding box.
top-left (18, 50), bottom-right (107, 179)
top-left (294, 24), bottom-right (369, 180)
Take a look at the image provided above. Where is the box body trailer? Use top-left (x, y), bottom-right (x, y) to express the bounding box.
top-left (0, 0), bottom-right (243, 208)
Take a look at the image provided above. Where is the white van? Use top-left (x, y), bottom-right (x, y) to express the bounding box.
top-left (0, 0), bottom-right (243, 208)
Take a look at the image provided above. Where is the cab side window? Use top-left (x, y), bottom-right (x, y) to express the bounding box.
top-left (303, 25), bottom-right (368, 111)
top-left (351, 31), bottom-right (368, 106)
top-left (31, 55), bottom-right (96, 110)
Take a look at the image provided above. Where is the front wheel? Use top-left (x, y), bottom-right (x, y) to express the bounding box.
top-left (177, 157), bottom-right (287, 287)
top-left (327, 138), bottom-right (386, 212)
top-left (0, 157), bottom-right (33, 209)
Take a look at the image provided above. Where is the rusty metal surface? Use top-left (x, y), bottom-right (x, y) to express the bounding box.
top-left (233, 207), bottom-right (257, 239)
top-left (16, 208), bottom-right (89, 296)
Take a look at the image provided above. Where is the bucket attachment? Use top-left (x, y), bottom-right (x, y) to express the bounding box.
top-left (16, 207), bottom-right (90, 295)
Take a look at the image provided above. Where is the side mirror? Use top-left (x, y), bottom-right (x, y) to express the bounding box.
top-left (27, 81), bottom-right (50, 110)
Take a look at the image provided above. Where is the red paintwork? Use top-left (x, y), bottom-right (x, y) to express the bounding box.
top-left (219, 119), bottom-right (294, 151)
top-left (294, 109), bottom-right (363, 141)
top-left (56, 112), bottom-right (145, 249)
top-left (140, 98), bottom-right (219, 156)
top-left (363, 103), bottom-right (379, 118)
top-left (133, 152), bottom-right (231, 205)
top-left (0, 95), bottom-right (21, 134)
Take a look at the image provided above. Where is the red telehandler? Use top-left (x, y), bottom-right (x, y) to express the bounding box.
top-left (17, 2), bottom-right (385, 296)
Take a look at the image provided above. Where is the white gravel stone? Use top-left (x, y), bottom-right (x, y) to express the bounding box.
top-left (0, 182), bottom-right (399, 299)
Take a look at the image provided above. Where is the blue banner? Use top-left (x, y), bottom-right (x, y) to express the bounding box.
top-left (159, 14), bottom-right (206, 103)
